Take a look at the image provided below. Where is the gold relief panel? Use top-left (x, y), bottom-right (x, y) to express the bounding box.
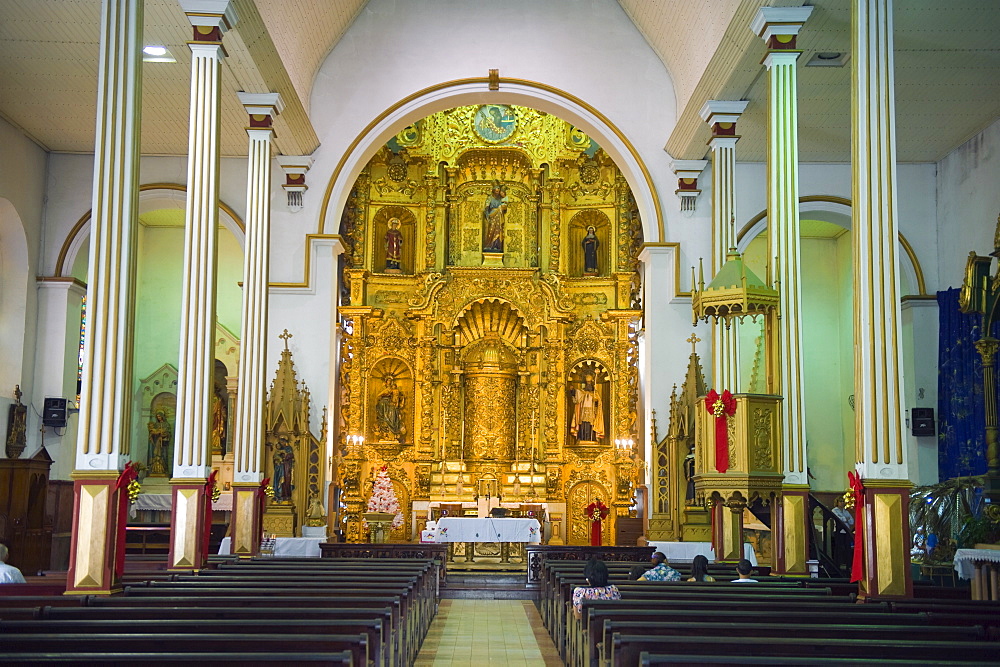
top-left (464, 374), bottom-right (517, 461)
top-left (752, 407), bottom-right (774, 470)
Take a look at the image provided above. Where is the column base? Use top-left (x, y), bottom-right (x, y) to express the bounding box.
top-left (168, 479), bottom-right (209, 570)
top-left (713, 495), bottom-right (746, 562)
top-left (774, 485), bottom-right (810, 576)
top-left (230, 483), bottom-right (263, 557)
top-left (858, 479), bottom-right (913, 599)
top-left (65, 473), bottom-right (124, 595)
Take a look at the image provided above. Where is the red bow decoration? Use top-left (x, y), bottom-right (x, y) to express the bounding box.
top-left (113, 462), bottom-right (139, 577)
top-left (586, 499), bottom-right (610, 546)
top-left (202, 470), bottom-right (218, 562)
top-left (848, 471), bottom-right (865, 583)
top-left (705, 389), bottom-right (737, 472)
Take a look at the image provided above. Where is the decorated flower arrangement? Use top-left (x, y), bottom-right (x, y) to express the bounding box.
top-left (366, 465), bottom-right (404, 529)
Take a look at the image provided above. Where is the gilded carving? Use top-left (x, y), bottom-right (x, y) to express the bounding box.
top-left (752, 407), bottom-right (774, 470)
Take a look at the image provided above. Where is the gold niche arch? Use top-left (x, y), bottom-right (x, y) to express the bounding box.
top-left (334, 104), bottom-right (644, 545)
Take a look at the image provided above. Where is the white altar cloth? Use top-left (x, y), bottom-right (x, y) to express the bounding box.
top-left (217, 536), bottom-right (325, 557)
top-left (436, 517), bottom-right (541, 543)
top-left (648, 541), bottom-right (757, 566)
top-left (953, 548), bottom-right (1000, 580)
top-left (132, 493), bottom-right (233, 517)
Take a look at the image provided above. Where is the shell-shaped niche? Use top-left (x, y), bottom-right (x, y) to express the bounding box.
top-left (455, 298), bottom-right (526, 349)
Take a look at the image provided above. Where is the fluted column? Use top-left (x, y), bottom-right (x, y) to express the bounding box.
top-left (752, 5), bottom-right (812, 576)
top-left (169, 0), bottom-right (238, 571)
top-left (229, 92), bottom-right (282, 557)
top-left (66, 0), bottom-right (142, 596)
top-left (851, 0), bottom-right (912, 598)
top-left (700, 101), bottom-right (749, 392)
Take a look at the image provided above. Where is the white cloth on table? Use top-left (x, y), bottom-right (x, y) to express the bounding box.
top-left (132, 493), bottom-right (233, 517)
top-left (217, 536), bottom-right (326, 557)
top-left (435, 517), bottom-right (541, 543)
top-left (953, 548), bottom-right (1000, 580)
top-left (648, 541), bottom-right (757, 566)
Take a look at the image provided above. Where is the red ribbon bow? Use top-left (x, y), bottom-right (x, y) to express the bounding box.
top-left (705, 389), bottom-right (737, 472)
top-left (848, 471), bottom-right (865, 583)
top-left (257, 477), bottom-right (271, 514)
top-left (113, 462), bottom-right (139, 577)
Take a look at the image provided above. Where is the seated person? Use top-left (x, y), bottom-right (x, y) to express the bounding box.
top-left (686, 554), bottom-right (715, 582)
top-left (572, 558), bottom-right (621, 619)
top-left (628, 564), bottom-right (647, 580)
top-left (0, 544), bottom-right (26, 584)
top-left (638, 551), bottom-right (681, 581)
top-left (731, 558), bottom-right (758, 582)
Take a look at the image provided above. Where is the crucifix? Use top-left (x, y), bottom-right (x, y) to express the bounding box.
top-left (686, 333), bottom-right (701, 355)
top-left (279, 329), bottom-right (293, 349)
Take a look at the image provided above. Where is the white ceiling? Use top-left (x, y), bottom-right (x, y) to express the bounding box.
top-left (0, 0), bottom-right (996, 163)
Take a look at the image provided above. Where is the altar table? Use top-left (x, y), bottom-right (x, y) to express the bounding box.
top-left (217, 536), bottom-right (325, 557)
top-left (435, 517), bottom-right (542, 543)
top-left (953, 548), bottom-right (1000, 600)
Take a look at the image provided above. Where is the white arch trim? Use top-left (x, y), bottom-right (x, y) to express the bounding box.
top-left (57, 184), bottom-right (246, 278)
top-left (736, 198), bottom-right (925, 297)
top-left (318, 78), bottom-right (665, 243)
top-left (0, 198), bottom-right (29, 391)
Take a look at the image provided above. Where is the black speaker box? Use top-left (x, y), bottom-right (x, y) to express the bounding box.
top-left (43, 397), bottom-right (68, 428)
top-left (911, 407), bottom-right (935, 436)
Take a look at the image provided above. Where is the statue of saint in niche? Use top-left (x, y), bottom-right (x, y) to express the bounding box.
top-left (483, 183), bottom-right (508, 252)
top-left (384, 217), bottom-right (403, 273)
top-left (570, 374), bottom-right (605, 444)
top-left (272, 438), bottom-right (294, 502)
top-left (211, 390), bottom-right (227, 456)
top-left (147, 410), bottom-right (171, 477)
top-left (375, 375), bottom-right (406, 442)
top-left (582, 225), bottom-right (599, 276)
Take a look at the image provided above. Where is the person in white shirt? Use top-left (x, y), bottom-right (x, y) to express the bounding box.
top-left (731, 558), bottom-right (758, 583)
top-left (0, 543), bottom-right (27, 584)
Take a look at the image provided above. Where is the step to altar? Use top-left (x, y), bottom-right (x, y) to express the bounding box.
top-left (442, 568), bottom-right (536, 600)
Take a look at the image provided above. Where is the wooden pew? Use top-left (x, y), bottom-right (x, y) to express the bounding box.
top-left (0, 651), bottom-right (354, 666)
top-left (637, 651), bottom-right (995, 666)
top-left (597, 620), bottom-right (987, 667)
top-left (612, 634), bottom-right (999, 666)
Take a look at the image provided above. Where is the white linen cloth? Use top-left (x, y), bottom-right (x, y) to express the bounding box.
top-left (435, 517), bottom-right (542, 543)
top-left (953, 548), bottom-right (1000, 580)
top-left (217, 536), bottom-right (326, 557)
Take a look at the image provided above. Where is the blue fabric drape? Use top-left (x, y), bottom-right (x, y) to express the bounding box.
top-left (937, 288), bottom-right (996, 480)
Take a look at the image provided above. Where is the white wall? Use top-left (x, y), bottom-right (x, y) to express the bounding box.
top-left (936, 118), bottom-right (1000, 290)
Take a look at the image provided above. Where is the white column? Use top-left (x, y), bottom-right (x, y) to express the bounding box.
top-left (170, 0), bottom-right (237, 570)
top-left (752, 6), bottom-right (813, 486)
top-left (852, 0), bottom-right (911, 598)
top-left (173, 1), bottom-right (237, 480)
top-left (700, 100), bottom-right (749, 392)
top-left (66, 0), bottom-right (143, 595)
top-left (33, 279), bottom-right (87, 479)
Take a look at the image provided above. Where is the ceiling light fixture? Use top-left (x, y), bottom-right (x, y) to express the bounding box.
top-left (143, 45), bottom-right (167, 56)
top-left (806, 51), bottom-right (848, 67)
top-left (142, 45), bottom-right (175, 63)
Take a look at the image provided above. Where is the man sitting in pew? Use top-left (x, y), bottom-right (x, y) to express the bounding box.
top-left (731, 558), bottom-right (758, 582)
top-left (0, 543), bottom-right (26, 584)
top-left (637, 552), bottom-right (681, 582)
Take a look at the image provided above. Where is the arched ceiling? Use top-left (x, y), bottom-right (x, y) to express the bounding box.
top-left (0, 0), bottom-right (996, 163)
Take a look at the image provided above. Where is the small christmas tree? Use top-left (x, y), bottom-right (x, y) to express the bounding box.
top-left (366, 465), bottom-right (403, 529)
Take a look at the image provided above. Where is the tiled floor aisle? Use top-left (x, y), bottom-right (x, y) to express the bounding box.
top-left (414, 599), bottom-right (563, 666)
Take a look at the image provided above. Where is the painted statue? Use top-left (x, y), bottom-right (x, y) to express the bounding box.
top-left (272, 438), bottom-right (294, 502)
top-left (147, 410), bottom-right (171, 477)
top-left (570, 374), bottom-right (605, 444)
top-left (582, 225), bottom-right (599, 275)
top-left (375, 375), bottom-right (406, 442)
top-left (385, 217), bottom-right (402, 273)
top-left (483, 183), bottom-right (508, 252)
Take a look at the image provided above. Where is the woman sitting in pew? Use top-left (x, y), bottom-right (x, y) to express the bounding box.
top-left (685, 554), bottom-right (715, 582)
top-left (572, 558), bottom-right (621, 619)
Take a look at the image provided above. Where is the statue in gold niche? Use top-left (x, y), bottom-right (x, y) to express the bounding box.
top-left (483, 183), bottom-right (508, 252)
top-left (375, 375), bottom-right (406, 442)
top-left (570, 374), bottom-right (604, 444)
top-left (146, 410), bottom-right (170, 477)
top-left (384, 217), bottom-right (402, 273)
top-left (582, 225), bottom-right (599, 276)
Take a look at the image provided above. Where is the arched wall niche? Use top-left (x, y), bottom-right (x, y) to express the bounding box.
top-left (318, 79), bottom-right (665, 244)
top-left (736, 196), bottom-right (926, 297)
top-left (0, 198), bottom-right (29, 392)
top-left (54, 184), bottom-right (246, 279)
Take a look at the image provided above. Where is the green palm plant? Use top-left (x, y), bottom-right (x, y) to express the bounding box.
top-left (909, 476), bottom-right (986, 563)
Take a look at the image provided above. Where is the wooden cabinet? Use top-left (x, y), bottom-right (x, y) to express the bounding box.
top-left (0, 448), bottom-right (53, 575)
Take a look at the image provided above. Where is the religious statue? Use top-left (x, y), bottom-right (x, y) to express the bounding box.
top-left (272, 438), bottom-right (295, 502)
top-left (582, 225), bottom-right (599, 276)
top-left (375, 375), bottom-right (406, 442)
top-left (5, 385), bottom-right (27, 459)
top-left (683, 447), bottom-right (696, 505)
top-left (305, 493), bottom-right (326, 527)
top-left (384, 217), bottom-right (403, 273)
top-left (570, 374), bottom-right (605, 444)
top-left (211, 390), bottom-right (227, 456)
top-left (482, 183), bottom-right (508, 252)
top-left (146, 410), bottom-right (171, 477)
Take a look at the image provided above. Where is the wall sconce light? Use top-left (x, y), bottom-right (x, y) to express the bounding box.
top-left (346, 434), bottom-right (365, 449)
